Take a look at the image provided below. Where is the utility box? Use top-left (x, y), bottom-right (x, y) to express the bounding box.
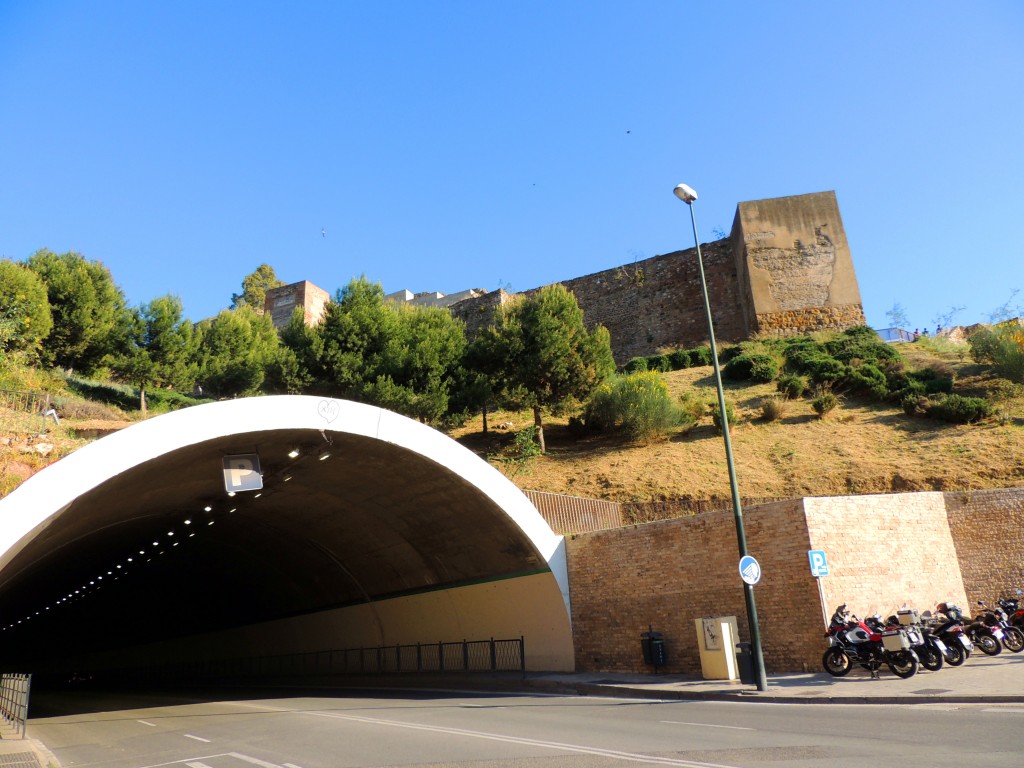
top-left (695, 616), bottom-right (740, 680)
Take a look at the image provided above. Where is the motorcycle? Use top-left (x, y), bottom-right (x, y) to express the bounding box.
top-left (822, 604), bottom-right (919, 679)
top-left (997, 592), bottom-right (1024, 631)
top-left (937, 602), bottom-right (1002, 656)
top-left (879, 612), bottom-right (946, 672)
top-left (975, 600), bottom-right (1024, 652)
top-left (921, 609), bottom-right (973, 666)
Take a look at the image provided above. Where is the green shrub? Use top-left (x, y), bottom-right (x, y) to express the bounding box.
top-left (584, 372), bottom-right (687, 441)
top-left (844, 362), bottom-right (888, 399)
top-left (926, 394), bottom-right (993, 424)
top-left (909, 367), bottom-right (954, 395)
top-left (689, 346), bottom-right (714, 367)
top-left (777, 373), bottom-right (808, 399)
top-left (761, 395), bottom-right (786, 422)
top-left (646, 354), bottom-right (672, 373)
top-left (969, 324), bottom-right (1024, 383)
top-left (901, 394), bottom-right (929, 417)
top-left (711, 398), bottom-right (736, 433)
top-left (718, 345), bottom-right (744, 364)
top-left (622, 357), bottom-right (648, 373)
top-left (724, 353), bottom-right (779, 382)
top-left (678, 390), bottom-right (706, 422)
top-left (812, 388), bottom-right (840, 418)
top-left (668, 349), bottom-right (691, 370)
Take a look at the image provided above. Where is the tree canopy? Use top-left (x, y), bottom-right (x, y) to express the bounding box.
top-left (231, 264), bottom-right (285, 314)
top-left (23, 249), bottom-right (129, 373)
top-left (468, 283), bottom-right (614, 451)
top-left (196, 305), bottom-right (281, 397)
top-left (0, 259), bottom-right (52, 355)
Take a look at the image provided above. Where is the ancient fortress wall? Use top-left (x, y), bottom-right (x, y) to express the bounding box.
top-left (266, 191), bottom-right (867, 364)
top-left (452, 190), bottom-right (866, 363)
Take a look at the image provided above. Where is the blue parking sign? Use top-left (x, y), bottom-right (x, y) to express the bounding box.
top-left (808, 549), bottom-right (828, 577)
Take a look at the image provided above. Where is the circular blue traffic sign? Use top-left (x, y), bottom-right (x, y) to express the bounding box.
top-left (739, 555), bottom-right (761, 586)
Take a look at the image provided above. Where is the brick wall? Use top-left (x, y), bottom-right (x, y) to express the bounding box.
top-left (804, 493), bottom-right (968, 624)
top-left (944, 487), bottom-right (1024, 607)
top-left (565, 499), bottom-right (823, 674)
top-left (564, 492), bottom-right (980, 674)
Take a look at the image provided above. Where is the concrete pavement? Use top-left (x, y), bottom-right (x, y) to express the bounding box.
top-left (526, 650), bottom-right (1024, 704)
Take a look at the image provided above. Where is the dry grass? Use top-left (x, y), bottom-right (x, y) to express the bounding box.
top-left (450, 346), bottom-right (1024, 503)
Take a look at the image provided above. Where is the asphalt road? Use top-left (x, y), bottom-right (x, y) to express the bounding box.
top-left (26, 687), bottom-right (1024, 768)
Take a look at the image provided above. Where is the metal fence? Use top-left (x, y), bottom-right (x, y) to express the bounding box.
top-left (111, 637), bottom-right (526, 684)
top-left (0, 390), bottom-right (55, 435)
top-left (0, 673), bottom-right (31, 739)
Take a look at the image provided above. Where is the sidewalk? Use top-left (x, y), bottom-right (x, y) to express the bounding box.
top-left (526, 651), bottom-right (1024, 705)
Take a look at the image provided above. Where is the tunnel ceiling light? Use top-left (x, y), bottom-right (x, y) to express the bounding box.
top-left (184, 519), bottom-right (191, 525)
top-left (116, 565), bottom-right (122, 569)
top-left (229, 508), bottom-right (236, 513)
top-left (173, 542), bottom-right (179, 547)
top-left (288, 449), bottom-right (300, 458)
top-left (284, 475), bottom-right (292, 482)
top-left (167, 531), bottom-right (174, 536)
top-left (127, 557), bottom-right (133, 562)
top-left (254, 493), bottom-right (262, 498)
top-left (204, 505), bottom-right (213, 512)
top-left (319, 450), bottom-right (331, 461)
top-left (208, 521), bottom-right (215, 526)
top-left (228, 491), bottom-right (236, 497)
top-left (152, 541), bottom-right (159, 546)
top-left (189, 533), bottom-right (195, 537)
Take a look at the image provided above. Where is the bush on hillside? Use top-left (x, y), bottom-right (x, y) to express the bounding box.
top-left (711, 397), bottom-right (736, 433)
top-left (812, 388), bottom-right (840, 418)
top-left (761, 395), bottom-right (787, 421)
top-left (926, 394), bottom-right (993, 424)
top-left (777, 373), bottom-right (808, 399)
top-left (622, 357), bottom-right (648, 373)
top-left (668, 349), bottom-right (691, 370)
top-left (646, 354), bottom-right (672, 373)
top-left (584, 372), bottom-right (687, 441)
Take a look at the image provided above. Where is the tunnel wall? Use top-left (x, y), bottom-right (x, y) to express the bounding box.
top-left (67, 572), bottom-right (574, 673)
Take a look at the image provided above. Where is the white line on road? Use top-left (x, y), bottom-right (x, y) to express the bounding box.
top-left (659, 721), bottom-right (755, 731)
top-left (184, 734), bottom-right (211, 743)
top-left (304, 710), bottom-right (735, 767)
top-left (228, 753), bottom-right (290, 768)
top-left (185, 762), bottom-right (213, 767)
top-left (982, 707), bottom-right (1024, 713)
top-left (138, 720), bottom-right (157, 726)
top-left (283, 763), bottom-right (305, 768)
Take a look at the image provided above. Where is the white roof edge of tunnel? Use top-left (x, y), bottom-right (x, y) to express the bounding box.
top-left (0, 395), bottom-right (562, 571)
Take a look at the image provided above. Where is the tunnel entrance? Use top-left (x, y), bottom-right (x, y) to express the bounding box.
top-left (0, 396), bottom-right (573, 679)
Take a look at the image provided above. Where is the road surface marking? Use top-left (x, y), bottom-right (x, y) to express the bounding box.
top-left (304, 710), bottom-right (734, 767)
top-left (228, 753), bottom-right (289, 768)
top-left (659, 721), bottom-right (755, 731)
top-left (983, 707), bottom-right (1024, 713)
top-left (138, 720), bottom-right (157, 726)
top-left (283, 764), bottom-right (305, 768)
top-left (186, 763), bottom-right (213, 767)
top-left (185, 734), bottom-right (211, 743)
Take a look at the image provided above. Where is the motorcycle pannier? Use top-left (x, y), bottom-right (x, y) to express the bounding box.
top-left (881, 629), bottom-right (910, 651)
top-left (897, 609), bottom-right (919, 626)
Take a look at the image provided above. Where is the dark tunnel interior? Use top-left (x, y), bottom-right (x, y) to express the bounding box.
top-left (0, 429), bottom-right (546, 674)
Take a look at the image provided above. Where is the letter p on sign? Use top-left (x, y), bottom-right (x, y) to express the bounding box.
top-left (223, 454), bottom-right (263, 493)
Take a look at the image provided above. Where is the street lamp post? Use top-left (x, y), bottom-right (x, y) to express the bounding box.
top-left (673, 183), bottom-right (768, 692)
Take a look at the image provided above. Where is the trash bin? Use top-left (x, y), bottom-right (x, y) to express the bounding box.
top-left (641, 630), bottom-right (666, 668)
top-left (735, 642), bottom-right (755, 685)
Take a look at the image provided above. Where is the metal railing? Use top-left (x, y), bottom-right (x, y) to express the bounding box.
top-left (0, 390), bottom-right (56, 435)
top-left (0, 673), bottom-right (31, 739)
top-left (108, 637), bottom-right (526, 684)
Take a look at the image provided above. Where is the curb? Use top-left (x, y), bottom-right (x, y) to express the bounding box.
top-left (539, 681), bottom-right (1024, 706)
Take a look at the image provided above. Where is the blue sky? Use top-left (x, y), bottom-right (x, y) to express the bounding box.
top-left (2, 2), bottom-right (1022, 332)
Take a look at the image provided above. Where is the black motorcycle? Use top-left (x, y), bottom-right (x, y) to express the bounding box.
top-left (921, 608), bottom-right (972, 666)
top-left (975, 600), bottom-right (1024, 652)
top-left (937, 602), bottom-right (1002, 656)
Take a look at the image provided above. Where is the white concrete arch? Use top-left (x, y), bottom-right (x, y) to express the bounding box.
top-left (0, 396), bottom-right (573, 671)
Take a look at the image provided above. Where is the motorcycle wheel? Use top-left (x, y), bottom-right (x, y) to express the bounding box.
top-left (822, 647), bottom-right (852, 677)
top-left (919, 645), bottom-right (944, 671)
top-left (887, 650), bottom-right (919, 679)
top-left (943, 640), bottom-right (966, 667)
top-left (975, 631), bottom-right (1002, 656)
top-left (1001, 626), bottom-right (1024, 653)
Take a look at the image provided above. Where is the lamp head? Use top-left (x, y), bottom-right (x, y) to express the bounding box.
top-left (673, 183), bottom-right (698, 204)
